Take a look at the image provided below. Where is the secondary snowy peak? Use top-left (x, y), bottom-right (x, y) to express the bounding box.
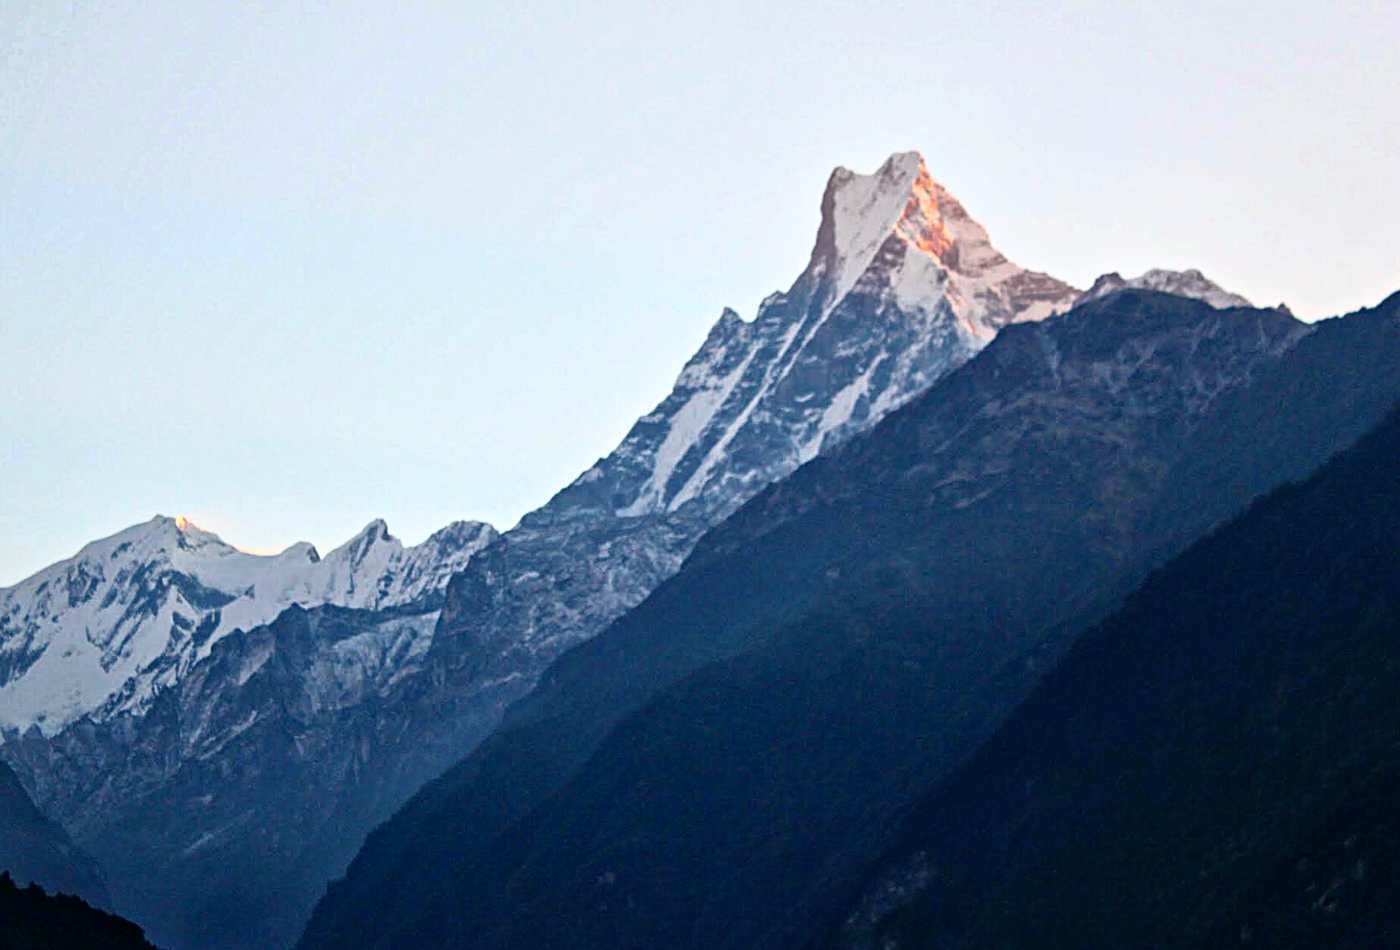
top-left (0, 515), bottom-right (496, 734)
top-left (1079, 269), bottom-right (1253, 310)
top-left (541, 151), bottom-right (1078, 522)
top-left (313, 518), bottom-right (499, 609)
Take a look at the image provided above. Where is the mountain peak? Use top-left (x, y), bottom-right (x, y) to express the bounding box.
top-left (1079, 269), bottom-right (1254, 310)
top-left (811, 150), bottom-right (936, 301)
top-left (424, 520), bottom-right (499, 549)
top-left (357, 518), bottom-right (391, 543)
top-left (827, 149), bottom-right (923, 186)
top-left (541, 149), bottom-right (1079, 522)
top-left (815, 150), bottom-right (1009, 283)
top-left (131, 514), bottom-right (231, 555)
top-left (806, 151), bottom-right (1077, 334)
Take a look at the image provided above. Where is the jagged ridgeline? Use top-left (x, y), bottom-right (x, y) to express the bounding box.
top-left (2, 151), bottom-right (1079, 949)
top-left (298, 291), bottom-right (1400, 949)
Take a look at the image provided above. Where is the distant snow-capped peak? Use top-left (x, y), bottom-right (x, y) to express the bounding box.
top-left (1078, 269), bottom-right (1254, 310)
top-left (0, 515), bottom-right (497, 735)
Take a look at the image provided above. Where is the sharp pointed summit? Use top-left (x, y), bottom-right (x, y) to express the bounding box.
top-left (807, 151), bottom-right (932, 302)
top-left (803, 151), bottom-right (1079, 335)
top-left (546, 151), bottom-right (1079, 521)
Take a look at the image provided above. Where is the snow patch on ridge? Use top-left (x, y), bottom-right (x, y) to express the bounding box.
top-left (621, 343), bottom-right (760, 517)
top-left (805, 355), bottom-right (886, 462)
top-left (668, 318), bottom-right (808, 511)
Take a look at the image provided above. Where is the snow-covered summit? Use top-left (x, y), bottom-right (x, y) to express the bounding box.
top-left (542, 150), bottom-right (1080, 522)
top-left (1079, 269), bottom-right (1253, 310)
top-left (0, 514), bottom-right (496, 734)
top-left (813, 151), bottom-right (928, 305)
top-left (810, 151), bottom-right (1076, 332)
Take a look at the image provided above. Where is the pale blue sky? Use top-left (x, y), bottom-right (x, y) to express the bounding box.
top-left (3, 1), bottom-right (1397, 584)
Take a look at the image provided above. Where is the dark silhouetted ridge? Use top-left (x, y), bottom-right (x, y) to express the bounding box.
top-left (0, 871), bottom-right (154, 949)
top-left (829, 404), bottom-right (1400, 948)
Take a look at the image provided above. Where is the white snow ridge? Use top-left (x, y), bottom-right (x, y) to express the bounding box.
top-left (0, 515), bottom-right (496, 734)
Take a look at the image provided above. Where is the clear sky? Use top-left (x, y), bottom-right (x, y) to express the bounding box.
top-left (2, 1), bottom-right (1397, 584)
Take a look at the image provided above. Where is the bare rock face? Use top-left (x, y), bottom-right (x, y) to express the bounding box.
top-left (3, 151), bottom-right (1081, 949)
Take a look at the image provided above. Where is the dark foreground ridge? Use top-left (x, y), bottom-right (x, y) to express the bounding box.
top-left (0, 872), bottom-right (155, 950)
top-left (831, 402), bottom-right (1400, 948)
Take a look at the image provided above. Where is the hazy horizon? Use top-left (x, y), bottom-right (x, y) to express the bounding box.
top-left (4, 1), bottom-right (1398, 584)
